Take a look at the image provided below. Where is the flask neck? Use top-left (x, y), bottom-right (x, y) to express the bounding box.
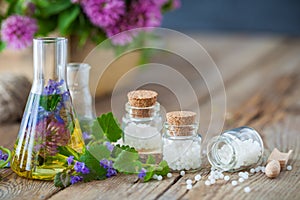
top-left (67, 63), bottom-right (95, 119)
top-left (67, 63), bottom-right (91, 90)
top-left (33, 37), bottom-right (67, 93)
top-left (125, 102), bottom-right (160, 120)
top-left (207, 135), bottom-right (238, 171)
top-left (164, 122), bottom-right (199, 137)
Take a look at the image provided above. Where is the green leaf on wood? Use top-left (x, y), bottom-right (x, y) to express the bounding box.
top-left (88, 144), bottom-right (111, 161)
top-left (111, 144), bottom-right (137, 158)
top-left (80, 150), bottom-right (106, 180)
top-left (155, 160), bottom-right (170, 176)
top-left (113, 150), bottom-right (142, 174)
top-left (54, 171), bottom-right (71, 188)
top-left (143, 166), bottom-right (155, 182)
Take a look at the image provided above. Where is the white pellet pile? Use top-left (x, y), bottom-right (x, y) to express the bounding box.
top-left (124, 123), bottom-right (162, 151)
top-left (217, 135), bottom-right (262, 169)
top-left (163, 140), bottom-right (201, 170)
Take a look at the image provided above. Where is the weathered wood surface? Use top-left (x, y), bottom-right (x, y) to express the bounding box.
top-left (0, 34), bottom-right (300, 200)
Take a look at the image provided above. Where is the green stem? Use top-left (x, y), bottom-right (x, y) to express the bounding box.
top-left (0, 146), bottom-right (12, 168)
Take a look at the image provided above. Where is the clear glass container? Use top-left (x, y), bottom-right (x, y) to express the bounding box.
top-left (67, 63), bottom-right (96, 143)
top-left (207, 126), bottom-right (264, 171)
top-left (122, 102), bottom-right (162, 153)
top-left (11, 37), bottom-right (85, 180)
top-left (162, 123), bottom-right (202, 171)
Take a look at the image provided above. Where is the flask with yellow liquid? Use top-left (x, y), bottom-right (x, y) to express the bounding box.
top-left (11, 37), bottom-right (85, 180)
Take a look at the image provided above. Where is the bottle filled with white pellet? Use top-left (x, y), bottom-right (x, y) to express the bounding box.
top-left (162, 111), bottom-right (202, 171)
top-left (207, 126), bottom-right (264, 171)
top-left (122, 90), bottom-right (163, 153)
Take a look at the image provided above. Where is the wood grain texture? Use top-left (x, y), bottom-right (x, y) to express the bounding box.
top-left (0, 169), bottom-right (61, 200)
top-left (1, 35), bottom-right (300, 200)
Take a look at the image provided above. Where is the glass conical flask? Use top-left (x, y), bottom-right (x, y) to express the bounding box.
top-left (11, 37), bottom-right (85, 180)
top-left (67, 63), bottom-right (96, 144)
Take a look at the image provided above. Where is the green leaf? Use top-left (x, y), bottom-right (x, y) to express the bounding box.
top-left (36, 17), bottom-right (57, 36)
top-left (5, 1), bottom-right (23, 15)
top-left (155, 160), bottom-right (170, 176)
top-left (57, 146), bottom-right (81, 160)
top-left (146, 155), bottom-right (156, 165)
top-left (39, 94), bottom-right (61, 111)
top-left (88, 144), bottom-right (111, 161)
top-left (97, 112), bottom-right (122, 142)
top-left (111, 144), bottom-right (137, 158)
top-left (79, 150), bottom-right (106, 180)
top-left (143, 166), bottom-right (155, 182)
top-left (54, 172), bottom-right (71, 188)
top-left (36, 0), bottom-right (72, 17)
top-left (91, 119), bottom-right (104, 140)
top-left (0, 41), bottom-right (6, 52)
top-left (58, 6), bottom-right (80, 35)
top-left (113, 150), bottom-right (142, 174)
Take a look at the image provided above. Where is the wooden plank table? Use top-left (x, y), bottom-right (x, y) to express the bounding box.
top-left (1, 34), bottom-right (299, 200)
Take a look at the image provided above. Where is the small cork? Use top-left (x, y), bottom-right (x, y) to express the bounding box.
top-left (166, 111), bottom-right (197, 136)
top-left (127, 90), bottom-right (158, 118)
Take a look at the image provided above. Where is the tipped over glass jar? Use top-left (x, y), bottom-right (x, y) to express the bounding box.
top-left (162, 111), bottom-right (202, 171)
top-left (207, 126), bottom-right (264, 171)
top-left (122, 90), bottom-right (163, 154)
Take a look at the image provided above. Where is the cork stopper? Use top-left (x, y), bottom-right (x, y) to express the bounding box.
top-left (127, 90), bottom-right (158, 118)
top-left (128, 90), bottom-right (158, 107)
top-left (166, 111), bottom-right (197, 136)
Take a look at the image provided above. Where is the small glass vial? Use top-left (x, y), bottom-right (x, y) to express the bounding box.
top-left (207, 126), bottom-right (264, 171)
top-left (122, 90), bottom-right (162, 153)
top-left (162, 111), bottom-right (202, 171)
top-left (67, 63), bottom-right (96, 143)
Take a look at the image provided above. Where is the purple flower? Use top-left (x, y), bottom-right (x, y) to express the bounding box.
top-left (81, 166), bottom-right (90, 174)
top-left (100, 159), bottom-right (113, 169)
top-left (0, 15), bottom-right (37, 50)
top-left (105, 0), bottom-right (162, 45)
top-left (43, 79), bottom-right (64, 95)
top-left (0, 150), bottom-right (7, 161)
top-left (25, 2), bottom-right (36, 16)
top-left (71, 0), bottom-right (81, 3)
top-left (2, 154), bottom-right (8, 161)
top-left (138, 168), bottom-right (147, 179)
top-left (105, 141), bottom-right (114, 152)
top-left (82, 0), bottom-right (125, 28)
top-left (82, 132), bottom-right (92, 140)
top-left (100, 159), bottom-right (117, 177)
top-left (106, 168), bottom-right (117, 177)
top-left (67, 156), bottom-right (74, 166)
top-left (172, 0), bottom-right (181, 9)
top-left (74, 161), bottom-right (85, 172)
top-left (70, 175), bottom-right (83, 184)
top-left (74, 161), bottom-right (90, 174)
top-left (34, 118), bottom-right (70, 156)
top-left (154, 0), bottom-right (169, 7)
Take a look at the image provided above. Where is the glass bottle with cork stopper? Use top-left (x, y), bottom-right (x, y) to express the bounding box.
top-left (162, 111), bottom-right (202, 171)
top-left (122, 90), bottom-right (162, 153)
